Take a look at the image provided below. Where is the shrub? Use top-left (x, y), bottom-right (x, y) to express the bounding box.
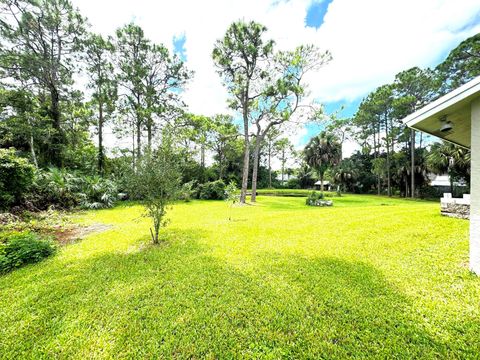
top-left (306, 191), bottom-right (323, 204)
top-left (0, 148), bottom-right (35, 209)
top-left (78, 175), bottom-right (118, 209)
top-left (30, 167), bottom-right (81, 209)
top-left (418, 185), bottom-right (442, 199)
top-left (198, 180), bottom-right (226, 200)
top-left (179, 181), bottom-right (197, 202)
top-left (0, 231), bottom-right (56, 273)
top-left (305, 191), bottom-right (334, 207)
top-left (30, 168), bottom-right (118, 210)
top-left (286, 178), bottom-right (301, 189)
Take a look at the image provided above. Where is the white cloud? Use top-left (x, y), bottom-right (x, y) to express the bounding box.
top-left (309, 0), bottom-right (480, 102)
top-left (72, 0), bottom-right (480, 152)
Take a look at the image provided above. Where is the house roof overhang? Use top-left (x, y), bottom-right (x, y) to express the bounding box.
top-left (402, 76), bottom-right (480, 149)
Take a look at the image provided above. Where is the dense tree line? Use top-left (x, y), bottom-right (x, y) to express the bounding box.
top-left (0, 0), bottom-right (193, 172)
top-left (1, 0), bottom-right (478, 223)
top-left (0, 5), bottom-right (319, 212)
top-left (302, 33), bottom-right (478, 198)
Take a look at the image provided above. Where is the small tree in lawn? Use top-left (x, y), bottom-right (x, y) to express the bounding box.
top-left (224, 181), bottom-right (238, 221)
top-left (134, 141), bottom-right (181, 244)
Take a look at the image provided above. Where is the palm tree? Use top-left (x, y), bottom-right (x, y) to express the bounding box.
top-left (427, 141), bottom-right (471, 195)
top-left (304, 132), bottom-right (341, 192)
top-left (297, 163), bottom-right (313, 188)
top-left (333, 159), bottom-right (359, 193)
top-left (394, 149), bottom-right (429, 197)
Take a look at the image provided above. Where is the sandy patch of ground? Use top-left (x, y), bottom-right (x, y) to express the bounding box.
top-left (54, 224), bottom-right (112, 245)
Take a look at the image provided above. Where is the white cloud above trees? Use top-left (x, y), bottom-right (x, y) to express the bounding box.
top-left (73, 0), bottom-right (480, 155)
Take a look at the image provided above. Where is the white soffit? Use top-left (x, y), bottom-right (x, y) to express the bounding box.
top-left (402, 76), bottom-right (480, 149)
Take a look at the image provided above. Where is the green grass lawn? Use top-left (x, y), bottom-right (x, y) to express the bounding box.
top-left (255, 188), bottom-right (327, 197)
top-left (255, 188), bottom-right (369, 198)
top-left (1, 195), bottom-right (478, 358)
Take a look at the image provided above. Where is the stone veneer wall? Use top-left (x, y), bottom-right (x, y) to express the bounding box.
top-left (441, 202), bottom-right (470, 219)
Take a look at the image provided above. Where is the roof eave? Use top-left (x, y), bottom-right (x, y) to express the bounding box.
top-left (403, 76), bottom-right (480, 127)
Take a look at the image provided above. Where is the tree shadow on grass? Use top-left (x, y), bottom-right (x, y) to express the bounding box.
top-left (248, 254), bottom-right (442, 358)
top-left (0, 234), bottom-right (476, 358)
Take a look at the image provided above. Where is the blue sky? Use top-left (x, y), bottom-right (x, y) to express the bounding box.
top-left (305, 0), bottom-right (333, 29)
top-left (167, 0), bottom-right (479, 153)
top-left (299, 0), bottom-right (361, 144)
top-left (73, 0), bottom-right (480, 156)
top-left (173, 35), bottom-right (187, 62)
top-left (172, 0), bottom-right (361, 145)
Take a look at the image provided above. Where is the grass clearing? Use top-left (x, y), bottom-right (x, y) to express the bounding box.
top-left (255, 188), bottom-right (326, 197)
top-left (0, 194), bottom-right (478, 358)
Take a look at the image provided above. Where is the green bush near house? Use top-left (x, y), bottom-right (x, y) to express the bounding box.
top-left (0, 231), bottom-right (55, 273)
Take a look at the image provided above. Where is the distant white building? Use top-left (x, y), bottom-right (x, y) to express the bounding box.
top-left (276, 173), bottom-right (296, 184)
top-left (430, 174), bottom-right (467, 188)
top-left (314, 180), bottom-right (332, 191)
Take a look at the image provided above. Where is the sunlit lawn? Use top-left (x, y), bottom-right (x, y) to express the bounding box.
top-left (1, 194), bottom-right (479, 358)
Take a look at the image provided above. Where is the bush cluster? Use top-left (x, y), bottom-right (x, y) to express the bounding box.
top-left (0, 149), bottom-right (35, 210)
top-left (286, 178), bottom-right (302, 189)
top-left (305, 191), bottom-right (333, 206)
top-left (178, 180), bottom-right (228, 201)
top-left (198, 180), bottom-right (226, 200)
top-left (306, 191), bottom-right (324, 203)
top-left (0, 149), bottom-right (121, 211)
top-left (0, 231), bottom-right (56, 273)
top-left (179, 181), bottom-right (196, 202)
top-left (30, 168), bottom-right (119, 210)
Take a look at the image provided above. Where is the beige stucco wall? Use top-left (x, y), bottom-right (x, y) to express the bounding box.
top-left (470, 98), bottom-right (480, 274)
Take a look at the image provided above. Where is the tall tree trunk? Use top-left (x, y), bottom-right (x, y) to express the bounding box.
top-left (390, 118), bottom-right (395, 152)
top-left (268, 147), bottom-right (272, 188)
top-left (218, 153), bottom-right (224, 180)
top-left (239, 113), bottom-right (250, 204)
top-left (49, 87), bottom-right (63, 167)
top-left (27, 117), bottom-right (38, 169)
top-left (98, 101), bottom-right (104, 174)
top-left (200, 143), bottom-right (206, 183)
top-left (374, 125), bottom-right (380, 195)
top-left (136, 95), bottom-right (142, 159)
top-left (136, 120), bottom-right (141, 159)
top-left (386, 154), bottom-right (391, 196)
top-left (200, 144), bottom-right (205, 168)
top-left (449, 170), bottom-right (454, 196)
top-left (132, 122), bottom-right (136, 170)
top-left (320, 173), bottom-right (324, 193)
top-left (251, 137), bottom-right (262, 203)
top-left (410, 128), bottom-right (415, 198)
top-left (147, 118), bottom-right (152, 151)
top-left (29, 132), bottom-right (38, 169)
top-left (385, 116), bottom-right (391, 197)
top-left (281, 150), bottom-right (285, 183)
